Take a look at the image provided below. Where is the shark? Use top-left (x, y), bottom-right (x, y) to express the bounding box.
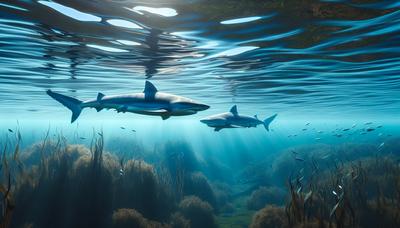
top-left (47, 81), bottom-right (210, 123)
top-left (200, 105), bottom-right (277, 131)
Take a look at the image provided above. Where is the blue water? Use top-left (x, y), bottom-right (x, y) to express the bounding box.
top-left (1, 0), bottom-right (400, 120)
top-left (1, 1), bottom-right (400, 228)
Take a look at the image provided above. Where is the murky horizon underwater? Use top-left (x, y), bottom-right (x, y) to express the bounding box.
top-left (1, 0), bottom-right (400, 228)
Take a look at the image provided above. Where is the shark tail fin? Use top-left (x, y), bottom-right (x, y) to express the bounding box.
top-left (46, 90), bottom-right (83, 123)
top-left (263, 114), bottom-right (277, 131)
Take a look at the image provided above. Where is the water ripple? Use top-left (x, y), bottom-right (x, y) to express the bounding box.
top-left (0, 0), bottom-right (399, 119)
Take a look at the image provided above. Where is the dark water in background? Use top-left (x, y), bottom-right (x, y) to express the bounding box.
top-left (1, 1), bottom-right (400, 228)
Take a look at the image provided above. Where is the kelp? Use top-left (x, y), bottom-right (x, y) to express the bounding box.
top-left (0, 127), bottom-right (24, 228)
top-left (284, 154), bottom-right (400, 228)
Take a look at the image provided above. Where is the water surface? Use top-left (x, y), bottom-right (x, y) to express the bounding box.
top-left (1, 0), bottom-right (400, 120)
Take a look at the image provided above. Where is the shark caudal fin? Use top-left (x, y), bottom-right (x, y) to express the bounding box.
top-left (46, 90), bottom-right (83, 123)
top-left (263, 114), bottom-right (277, 131)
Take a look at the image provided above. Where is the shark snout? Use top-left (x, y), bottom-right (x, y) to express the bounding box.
top-left (200, 118), bottom-right (210, 124)
top-left (171, 99), bottom-right (209, 112)
top-left (200, 117), bottom-right (217, 126)
top-left (194, 103), bottom-right (210, 111)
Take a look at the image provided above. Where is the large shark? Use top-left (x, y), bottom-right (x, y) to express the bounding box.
top-left (47, 81), bottom-right (210, 123)
top-left (200, 105), bottom-right (277, 131)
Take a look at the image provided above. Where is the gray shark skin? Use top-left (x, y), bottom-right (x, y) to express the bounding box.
top-left (200, 105), bottom-right (277, 132)
top-left (47, 81), bottom-right (210, 123)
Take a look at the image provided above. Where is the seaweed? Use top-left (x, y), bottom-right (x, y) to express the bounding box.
top-left (178, 196), bottom-right (217, 228)
top-left (0, 127), bottom-right (25, 228)
top-left (246, 186), bottom-right (286, 210)
top-left (283, 151), bottom-right (400, 228)
top-left (250, 205), bottom-right (288, 228)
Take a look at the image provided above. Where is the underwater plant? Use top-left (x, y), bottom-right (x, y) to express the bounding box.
top-left (7, 130), bottom-right (181, 228)
top-left (3, 130), bottom-right (400, 228)
top-left (283, 151), bottom-right (400, 228)
top-left (169, 212), bottom-right (190, 228)
top-left (271, 143), bottom-right (380, 187)
top-left (0, 127), bottom-right (33, 228)
top-left (183, 172), bottom-right (217, 210)
top-left (113, 159), bottom-right (174, 221)
top-left (112, 208), bottom-right (168, 228)
top-left (250, 205), bottom-right (288, 228)
top-left (163, 141), bottom-right (199, 173)
top-left (178, 196), bottom-right (217, 228)
top-left (211, 181), bottom-right (234, 213)
top-left (247, 186), bottom-right (286, 210)
top-left (160, 141), bottom-right (201, 202)
top-left (11, 133), bottom-right (114, 228)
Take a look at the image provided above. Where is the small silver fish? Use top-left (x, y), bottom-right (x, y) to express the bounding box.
top-left (304, 190), bottom-right (313, 204)
top-left (321, 154), bottom-right (330, 159)
top-left (330, 202), bottom-right (340, 218)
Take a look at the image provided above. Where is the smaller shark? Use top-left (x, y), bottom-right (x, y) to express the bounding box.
top-left (200, 105), bottom-right (277, 132)
top-left (47, 81), bottom-right (209, 123)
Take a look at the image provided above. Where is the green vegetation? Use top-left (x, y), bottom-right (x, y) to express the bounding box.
top-left (0, 129), bottom-right (399, 228)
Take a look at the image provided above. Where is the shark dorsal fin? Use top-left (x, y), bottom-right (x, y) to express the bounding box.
top-left (97, 93), bottom-right (105, 101)
top-left (230, 105), bottom-right (238, 115)
top-left (254, 114), bottom-right (258, 119)
top-left (143, 81), bottom-right (158, 95)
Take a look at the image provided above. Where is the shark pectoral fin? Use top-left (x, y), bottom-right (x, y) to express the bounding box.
top-left (161, 114), bottom-right (171, 120)
top-left (116, 105), bottom-right (128, 113)
top-left (214, 127), bottom-right (223, 132)
top-left (95, 107), bottom-right (103, 112)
